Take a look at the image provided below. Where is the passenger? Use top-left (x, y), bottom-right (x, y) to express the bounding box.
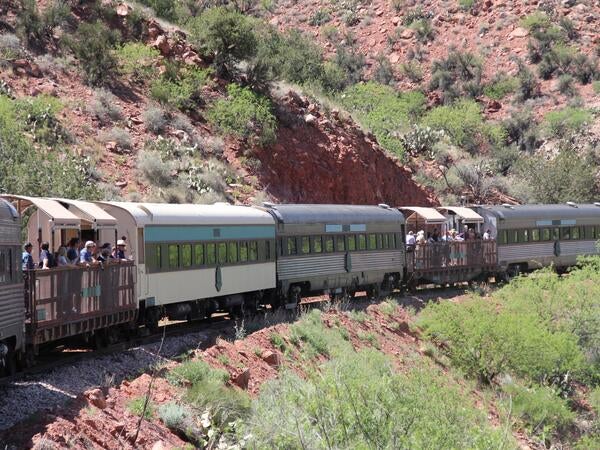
top-left (39, 242), bottom-right (56, 269)
top-left (66, 238), bottom-right (80, 264)
top-left (57, 246), bottom-right (69, 267)
top-left (80, 241), bottom-right (96, 265)
top-left (432, 229), bottom-right (440, 242)
top-left (22, 242), bottom-right (35, 271)
top-left (483, 229), bottom-right (491, 240)
top-left (416, 230), bottom-right (426, 244)
top-left (427, 232), bottom-right (434, 243)
top-left (97, 243), bottom-right (113, 263)
top-left (114, 239), bottom-right (127, 260)
top-left (405, 231), bottom-right (416, 246)
top-left (468, 228), bottom-right (476, 240)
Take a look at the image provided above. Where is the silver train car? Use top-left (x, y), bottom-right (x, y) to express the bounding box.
top-left (0, 199), bottom-right (24, 374)
top-left (475, 204), bottom-right (600, 276)
top-left (264, 204), bottom-right (406, 306)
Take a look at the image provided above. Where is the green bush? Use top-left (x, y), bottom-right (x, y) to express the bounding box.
top-left (242, 350), bottom-right (513, 448)
top-left (167, 359), bottom-right (229, 387)
top-left (68, 21), bottom-right (120, 86)
top-left (339, 82), bottom-right (426, 158)
top-left (187, 7), bottom-right (257, 76)
top-left (17, 0), bottom-right (70, 49)
top-left (373, 54), bottom-right (394, 85)
top-left (207, 84), bottom-right (276, 146)
top-left (418, 294), bottom-right (585, 384)
top-left (158, 402), bottom-right (188, 429)
top-left (308, 9), bottom-right (331, 26)
top-left (115, 43), bottom-right (159, 82)
top-left (544, 107), bottom-right (592, 138)
top-left (136, 0), bottom-right (178, 22)
top-left (333, 44), bottom-right (366, 87)
top-left (557, 74), bottom-right (576, 96)
top-left (127, 397), bottom-right (154, 419)
top-left (150, 64), bottom-right (210, 111)
top-left (502, 383), bottom-right (574, 439)
top-left (593, 80), bottom-right (600, 95)
top-left (429, 50), bottom-right (483, 102)
top-left (484, 75), bottom-right (518, 100)
top-left (411, 18), bottom-right (435, 43)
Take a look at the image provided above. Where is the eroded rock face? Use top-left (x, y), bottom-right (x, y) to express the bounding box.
top-left (241, 92), bottom-right (437, 207)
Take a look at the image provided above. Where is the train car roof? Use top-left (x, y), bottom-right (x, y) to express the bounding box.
top-left (478, 204), bottom-right (600, 221)
top-left (0, 198), bottom-right (19, 222)
top-left (98, 201), bottom-right (275, 226)
top-left (264, 204), bottom-right (405, 224)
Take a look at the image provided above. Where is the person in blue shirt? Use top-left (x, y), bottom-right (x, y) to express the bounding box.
top-left (80, 241), bottom-right (96, 265)
top-left (22, 242), bottom-right (35, 271)
top-left (114, 239), bottom-right (127, 260)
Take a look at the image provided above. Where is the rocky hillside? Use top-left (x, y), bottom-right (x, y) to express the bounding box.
top-left (0, 0), bottom-right (435, 206)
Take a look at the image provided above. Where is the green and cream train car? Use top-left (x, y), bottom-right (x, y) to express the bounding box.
top-left (96, 202), bottom-right (277, 327)
top-left (263, 203), bottom-right (406, 306)
top-left (474, 204), bottom-right (600, 275)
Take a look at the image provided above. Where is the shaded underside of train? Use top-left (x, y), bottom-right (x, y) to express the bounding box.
top-left (0, 196), bottom-right (599, 372)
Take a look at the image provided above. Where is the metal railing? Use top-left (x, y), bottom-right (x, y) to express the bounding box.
top-left (24, 261), bottom-right (136, 331)
top-left (407, 240), bottom-right (497, 272)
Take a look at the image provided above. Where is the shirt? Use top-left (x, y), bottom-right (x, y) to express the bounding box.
top-left (67, 247), bottom-right (79, 263)
top-left (405, 235), bottom-right (416, 245)
top-left (22, 251), bottom-right (35, 271)
top-left (39, 250), bottom-right (51, 268)
top-left (115, 249), bottom-right (126, 259)
top-left (483, 232), bottom-right (490, 240)
top-left (80, 248), bottom-right (93, 263)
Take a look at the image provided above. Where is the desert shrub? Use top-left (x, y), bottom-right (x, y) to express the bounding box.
top-left (127, 397), bottom-right (154, 419)
top-left (484, 74), bottom-right (518, 100)
top-left (150, 64), bottom-right (210, 111)
top-left (100, 127), bottom-right (132, 149)
top-left (269, 333), bottom-right (287, 352)
top-left (187, 7), bottom-right (257, 76)
top-left (137, 150), bottom-right (174, 187)
top-left (319, 62), bottom-right (348, 92)
top-left (411, 18), bottom-right (435, 43)
top-left (400, 60), bottom-right (424, 82)
top-left (243, 350), bottom-right (512, 448)
top-left (502, 382), bottom-right (574, 439)
top-left (544, 107), bottom-right (592, 138)
top-left (0, 33), bottom-right (23, 61)
top-left (557, 74), bottom-right (576, 96)
top-left (571, 53), bottom-right (598, 84)
top-left (16, 0), bottom-right (70, 49)
top-left (340, 82), bottom-right (426, 157)
top-left (401, 125), bottom-right (444, 158)
top-left (308, 9), bottom-right (331, 26)
top-left (143, 106), bottom-right (169, 134)
top-left (115, 42), bottom-right (159, 82)
top-left (88, 89), bottom-right (123, 125)
top-left (559, 16), bottom-right (578, 41)
top-left (538, 44), bottom-right (577, 79)
top-left (68, 21), bottom-right (120, 86)
top-left (502, 110), bottom-right (540, 153)
top-left (333, 44), bottom-right (366, 87)
top-left (373, 54), bottom-right (394, 85)
top-left (136, 0), bottom-right (178, 22)
top-left (14, 94), bottom-right (69, 146)
top-left (158, 402), bottom-right (188, 429)
top-left (402, 6), bottom-right (431, 26)
top-left (458, 0), bottom-right (475, 11)
top-left (515, 59), bottom-right (540, 101)
top-left (207, 84), bottom-right (276, 146)
top-left (421, 99), bottom-right (487, 152)
top-left (429, 50), bottom-right (483, 102)
top-left (167, 359), bottom-right (229, 387)
top-left (418, 293), bottom-right (585, 384)
top-left (594, 81), bottom-right (600, 95)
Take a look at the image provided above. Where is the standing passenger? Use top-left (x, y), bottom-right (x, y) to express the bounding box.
top-left (115, 239), bottom-right (127, 260)
top-left (57, 246), bottom-right (69, 266)
top-left (22, 243), bottom-right (35, 271)
top-left (80, 241), bottom-right (96, 264)
top-left (39, 242), bottom-right (55, 269)
top-left (67, 238), bottom-right (80, 264)
top-left (483, 229), bottom-right (491, 240)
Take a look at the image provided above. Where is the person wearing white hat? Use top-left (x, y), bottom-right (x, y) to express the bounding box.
top-left (114, 239), bottom-right (127, 260)
top-left (80, 241), bottom-right (96, 264)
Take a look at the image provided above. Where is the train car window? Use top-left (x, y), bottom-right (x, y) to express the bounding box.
top-left (168, 244), bottom-right (179, 269)
top-left (368, 234), bottom-right (377, 250)
top-left (347, 235), bottom-right (356, 251)
top-left (0, 250), bottom-right (7, 283)
top-left (206, 243), bottom-right (216, 265)
top-left (358, 234), bottom-right (366, 250)
top-left (156, 245), bottom-right (162, 269)
top-left (228, 242), bottom-right (238, 264)
top-left (181, 244), bottom-right (192, 267)
top-left (239, 242), bottom-right (248, 262)
top-left (561, 227), bottom-right (570, 240)
top-left (587, 226), bottom-right (596, 240)
top-left (194, 244), bottom-right (204, 266)
top-left (324, 236), bottom-right (334, 253)
top-left (507, 230), bottom-right (517, 244)
top-left (249, 241), bottom-right (258, 261)
top-left (552, 228), bottom-right (560, 240)
top-left (313, 236), bottom-right (322, 253)
top-left (383, 234), bottom-right (390, 249)
top-left (597, 226), bottom-right (600, 239)
top-left (522, 230), bottom-right (529, 243)
top-left (137, 228), bottom-right (145, 264)
top-left (218, 243), bottom-right (227, 264)
top-left (336, 236), bottom-right (345, 252)
top-left (277, 238), bottom-right (283, 256)
top-left (301, 237), bottom-right (310, 254)
top-left (390, 234), bottom-right (397, 249)
top-left (572, 227), bottom-right (580, 240)
top-left (287, 237), bottom-right (297, 256)
top-left (499, 230), bottom-right (507, 244)
top-left (377, 234), bottom-right (383, 249)
top-left (531, 229), bottom-right (540, 241)
top-left (542, 229), bottom-right (550, 241)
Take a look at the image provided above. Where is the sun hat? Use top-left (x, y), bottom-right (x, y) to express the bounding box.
top-left (85, 241), bottom-right (96, 247)
top-left (117, 239), bottom-right (126, 246)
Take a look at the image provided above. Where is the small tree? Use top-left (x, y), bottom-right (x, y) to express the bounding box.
top-left (68, 21), bottom-right (120, 86)
top-left (188, 7), bottom-right (257, 77)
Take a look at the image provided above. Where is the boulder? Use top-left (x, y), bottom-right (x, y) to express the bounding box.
top-left (147, 20), bottom-right (164, 40)
top-left (509, 27), bottom-right (529, 38)
top-left (400, 28), bottom-right (414, 39)
top-left (154, 35), bottom-right (171, 56)
top-left (261, 350), bottom-right (282, 367)
top-left (84, 388), bottom-right (107, 409)
top-left (304, 114), bottom-right (317, 125)
top-left (116, 3), bottom-right (130, 16)
top-left (231, 368), bottom-right (250, 389)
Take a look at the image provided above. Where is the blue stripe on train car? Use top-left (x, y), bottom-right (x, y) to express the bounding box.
top-left (145, 225), bottom-right (276, 243)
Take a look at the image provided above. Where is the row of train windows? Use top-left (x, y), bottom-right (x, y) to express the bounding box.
top-left (498, 226), bottom-right (600, 245)
top-left (0, 248), bottom-right (15, 284)
top-left (148, 240), bottom-right (275, 271)
top-left (281, 233), bottom-right (401, 257)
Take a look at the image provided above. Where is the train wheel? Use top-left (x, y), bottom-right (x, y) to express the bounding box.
top-left (366, 284), bottom-right (381, 301)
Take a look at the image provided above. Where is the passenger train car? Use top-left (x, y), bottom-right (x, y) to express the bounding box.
top-left (0, 195), bottom-right (599, 372)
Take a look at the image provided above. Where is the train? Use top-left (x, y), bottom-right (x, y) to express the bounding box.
top-left (0, 195), bottom-right (599, 374)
